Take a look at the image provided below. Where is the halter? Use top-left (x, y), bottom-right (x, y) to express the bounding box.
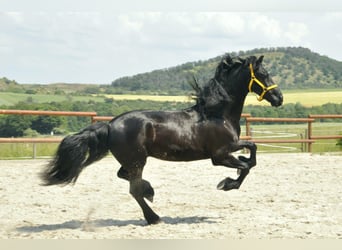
top-left (248, 63), bottom-right (278, 101)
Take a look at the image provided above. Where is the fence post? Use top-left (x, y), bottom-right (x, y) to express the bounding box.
top-left (307, 118), bottom-right (313, 152)
top-left (33, 143), bottom-right (37, 159)
top-left (246, 119), bottom-right (251, 138)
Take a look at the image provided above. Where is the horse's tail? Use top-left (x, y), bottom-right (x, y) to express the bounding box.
top-left (41, 122), bottom-right (110, 185)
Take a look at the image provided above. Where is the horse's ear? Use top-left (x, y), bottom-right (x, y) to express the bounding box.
top-left (256, 55), bottom-right (264, 65)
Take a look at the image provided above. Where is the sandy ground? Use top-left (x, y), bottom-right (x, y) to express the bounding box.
top-left (0, 153), bottom-right (341, 239)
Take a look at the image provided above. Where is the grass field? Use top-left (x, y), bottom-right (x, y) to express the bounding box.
top-left (0, 92), bottom-right (105, 106)
top-left (104, 89), bottom-right (342, 107)
top-left (1, 89), bottom-right (342, 107)
top-left (0, 142), bottom-right (59, 159)
top-left (102, 94), bottom-right (193, 102)
top-left (245, 90), bottom-right (342, 107)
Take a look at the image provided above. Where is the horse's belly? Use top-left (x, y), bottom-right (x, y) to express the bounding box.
top-left (146, 121), bottom-right (209, 161)
top-left (149, 143), bottom-right (208, 161)
top-left (151, 150), bottom-right (208, 162)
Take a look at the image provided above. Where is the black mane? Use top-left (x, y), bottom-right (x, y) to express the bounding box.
top-left (190, 75), bottom-right (232, 120)
top-left (190, 54), bottom-right (260, 120)
top-left (214, 54), bottom-right (259, 79)
top-left (190, 54), bottom-right (239, 119)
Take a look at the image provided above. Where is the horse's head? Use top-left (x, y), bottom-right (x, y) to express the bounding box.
top-left (243, 55), bottom-right (283, 107)
top-left (216, 55), bottom-right (283, 107)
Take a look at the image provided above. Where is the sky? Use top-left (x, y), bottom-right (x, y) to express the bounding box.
top-left (1, 0), bottom-right (342, 84)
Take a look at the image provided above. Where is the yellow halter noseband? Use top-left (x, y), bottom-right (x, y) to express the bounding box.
top-left (248, 63), bottom-right (278, 101)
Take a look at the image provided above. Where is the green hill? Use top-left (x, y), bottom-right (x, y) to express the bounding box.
top-left (0, 77), bottom-right (20, 91)
top-left (1, 47), bottom-right (342, 96)
top-left (111, 47), bottom-right (342, 94)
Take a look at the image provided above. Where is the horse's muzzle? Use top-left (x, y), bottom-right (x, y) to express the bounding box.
top-left (271, 93), bottom-right (283, 107)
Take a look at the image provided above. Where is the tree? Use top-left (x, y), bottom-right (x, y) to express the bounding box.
top-left (31, 116), bottom-right (63, 134)
top-left (23, 128), bottom-right (40, 137)
top-left (0, 115), bottom-right (34, 137)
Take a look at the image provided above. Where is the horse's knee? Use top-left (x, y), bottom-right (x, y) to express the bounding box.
top-left (211, 154), bottom-right (249, 170)
top-left (238, 140), bottom-right (257, 152)
top-left (238, 155), bottom-right (256, 168)
top-left (250, 142), bottom-right (257, 152)
top-left (249, 143), bottom-right (257, 157)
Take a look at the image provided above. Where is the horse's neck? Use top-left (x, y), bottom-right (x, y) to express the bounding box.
top-left (222, 87), bottom-right (248, 136)
top-left (221, 70), bottom-right (249, 118)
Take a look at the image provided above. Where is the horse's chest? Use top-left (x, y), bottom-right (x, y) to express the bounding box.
top-left (217, 121), bottom-right (239, 142)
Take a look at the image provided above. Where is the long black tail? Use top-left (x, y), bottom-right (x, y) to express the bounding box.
top-left (41, 122), bottom-right (110, 185)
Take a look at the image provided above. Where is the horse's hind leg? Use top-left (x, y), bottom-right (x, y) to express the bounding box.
top-left (117, 165), bottom-right (160, 225)
top-left (130, 177), bottom-right (160, 224)
top-left (117, 167), bottom-right (155, 202)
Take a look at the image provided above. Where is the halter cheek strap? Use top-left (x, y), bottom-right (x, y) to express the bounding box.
top-left (248, 63), bottom-right (278, 101)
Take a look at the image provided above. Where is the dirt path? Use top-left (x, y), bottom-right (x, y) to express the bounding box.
top-left (0, 153), bottom-right (341, 239)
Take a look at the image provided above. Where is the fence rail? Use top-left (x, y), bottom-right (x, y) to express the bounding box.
top-left (245, 115), bottom-right (342, 152)
top-left (0, 109), bottom-right (97, 118)
top-left (308, 114), bottom-right (342, 119)
top-left (92, 116), bottom-right (115, 122)
top-left (307, 114), bottom-right (342, 151)
top-left (0, 138), bottom-right (62, 143)
top-left (0, 109), bottom-right (341, 158)
top-left (245, 117), bottom-right (316, 151)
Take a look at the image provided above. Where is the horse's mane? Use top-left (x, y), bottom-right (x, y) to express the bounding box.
top-left (189, 54), bottom-right (258, 120)
top-left (190, 75), bottom-right (232, 120)
top-left (214, 54), bottom-right (257, 78)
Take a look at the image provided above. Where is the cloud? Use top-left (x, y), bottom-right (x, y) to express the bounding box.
top-left (0, 11), bottom-right (341, 83)
top-left (248, 14), bottom-right (282, 40)
top-left (102, 11), bottom-right (250, 69)
top-left (285, 22), bottom-right (309, 44)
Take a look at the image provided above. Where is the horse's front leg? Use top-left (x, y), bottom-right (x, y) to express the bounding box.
top-left (211, 150), bottom-right (250, 191)
top-left (216, 168), bottom-right (250, 191)
top-left (236, 140), bottom-right (257, 168)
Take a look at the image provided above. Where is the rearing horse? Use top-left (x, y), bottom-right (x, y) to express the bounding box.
top-left (41, 55), bottom-right (283, 225)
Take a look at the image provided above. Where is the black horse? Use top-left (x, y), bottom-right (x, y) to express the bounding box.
top-left (41, 55), bottom-right (283, 225)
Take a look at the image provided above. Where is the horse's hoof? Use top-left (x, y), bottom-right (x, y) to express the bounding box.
top-left (145, 195), bottom-right (154, 203)
top-left (146, 215), bottom-right (161, 225)
top-left (217, 177), bottom-right (240, 191)
top-left (217, 178), bottom-right (228, 190)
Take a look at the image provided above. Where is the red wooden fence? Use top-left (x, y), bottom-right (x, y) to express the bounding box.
top-left (0, 109), bottom-right (97, 118)
top-left (0, 109), bottom-right (341, 158)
